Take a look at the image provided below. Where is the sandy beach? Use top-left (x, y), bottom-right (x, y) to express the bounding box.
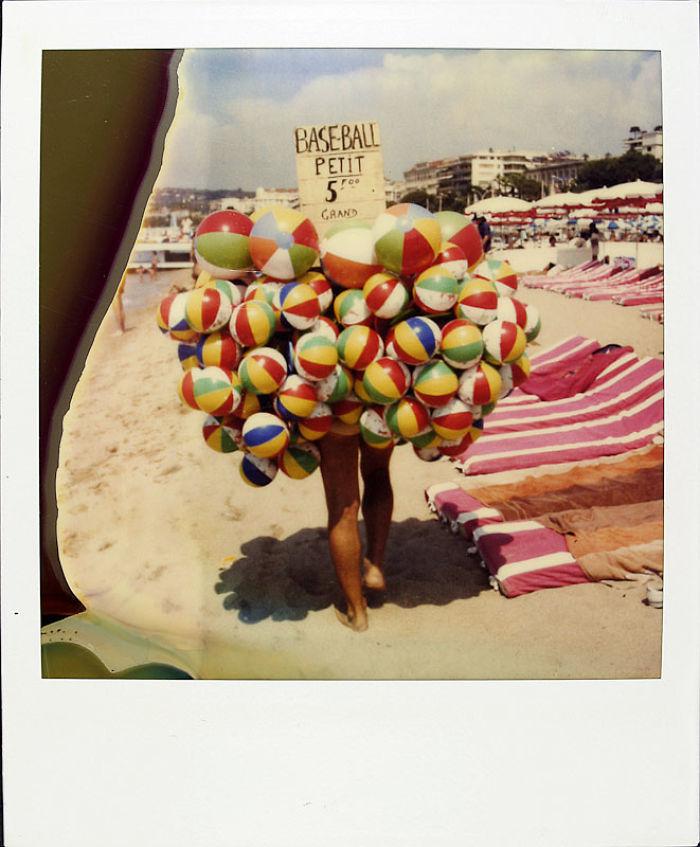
top-left (47, 261), bottom-right (664, 679)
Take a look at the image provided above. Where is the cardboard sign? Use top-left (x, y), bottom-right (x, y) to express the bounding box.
top-left (294, 121), bottom-right (386, 234)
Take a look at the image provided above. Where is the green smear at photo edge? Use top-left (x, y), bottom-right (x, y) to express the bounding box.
top-left (41, 642), bottom-right (193, 679)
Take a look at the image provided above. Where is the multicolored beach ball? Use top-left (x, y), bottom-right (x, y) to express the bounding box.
top-left (195, 330), bottom-right (242, 370)
top-left (434, 212), bottom-right (484, 271)
top-left (274, 281), bottom-right (321, 330)
top-left (371, 203), bottom-right (441, 276)
top-left (316, 364), bottom-right (353, 403)
top-left (229, 301), bottom-right (276, 347)
top-left (298, 402), bottom-right (334, 441)
top-left (391, 316), bottom-right (441, 365)
top-left (363, 272), bottom-right (410, 319)
top-left (249, 207), bottom-right (319, 280)
top-left (185, 287), bottom-right (233, 333)
top-left (239, 347), bottom-right (288, 395)
top-left (274, 374), bottom-right (318, 421)
top-left (413, 265), bottom-right (460, 315)
top-left (294, 331), bottom-right (339, 381)
top-left (336, 325), bottom-right (383, 371)
top-left (362, 357), bottom-right (411, 405)
top-left (410, 426), bottom-right (442, 451)
top-left (202, 278), bottom-right (244, 307)
top-left (431, 398), bottom-right (474, 441)
top-left (331, 392), bottom-right (364, 426)
top-left (244, 280), bottom-right (280, 306)
top-left (194, 210), bottom-right (254, 280)
top-left (457, 362), bottom-right (503, 406)
top-left (240, 453), bottom-right (278, 487)
top-left (313, 315), bottom-right (341, 342)
top-left (299, 271), bottom-right (333, 313)
top-left (524, 304), bottom-right (541, 342)
top-left (177, 342), bottom-right (199, 371)
top-left (473, 257), bottom-right (519, 297)
top-left (320, 221), bottom-right (383, 290)
top-left (440, 319), bottom-right (484, 369)
top-left (455, 278), bottom-right (499, 325)
top-left (180, 366), bottom-right (242, 416)
top-left (202, 414), bottom-right (243, 453)
top-left (500, 354), bottom-right (531, 393)
top-left (242, 412), bottom-right (289, 459)
top-left (384, 396), bottom-right (431, 439)
top-left (333, 288), bottom-right (372, 327)
top-left (434, 241), bottom-right (468, 280)
top-left (412, 360), bottom-right (459, 407)
top-left (278, 442), bottom-right (321, 480)
top-left (359, 406), bottom-right (395, 449)
top-left (481, 319), bottom-right (527, 364)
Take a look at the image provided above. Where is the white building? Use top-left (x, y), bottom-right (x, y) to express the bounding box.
top-left (403, 158), bottom-right (458, 195)
top-left (385, 178), bottom-right (406, 204)
top-left (253, 186), bottom-right (300, 211)
top-left (624, 126), bottom-right (663, 161)
top-left (436, 149), bottom-right (548, 199)
top-left (213, 196), bottom-right (255, 214)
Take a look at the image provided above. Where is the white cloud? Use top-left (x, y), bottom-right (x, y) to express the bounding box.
top-left (157, 49), bottom-right (661, 190)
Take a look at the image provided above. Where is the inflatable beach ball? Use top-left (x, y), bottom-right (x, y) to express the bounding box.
top-left (496, 296), bottom-right (528, 329)
top-left (353, 377), bottom-right (373, 405)
top-left (333, 288), bottom-right (372, 327)
top-left (239, 347), bottom-right (287, 395)
top-left (359, 406), bottom-right (395, 450)
top-left (179, 366), bottom-right (242, 416)
top-left (274, 282), bottom-right (321, 331)
top-left (177, 342), bottom-right (199, 371)
top-left (392, 316), bottom-right (441, 365)
top-left (435, 241), bottom-right (468, 280)
top-left (279, 442), bottom-right (321, 480)
top-left (499, 354), bottom-right (531, 395)
top-left (237, 391), bottom-right (262, 420)
top-left (185, 287), bottom-right (233, 333)
top-left (161, 291), bottom-right (199, 341)
top-left (409, 426), bottom-right (442, 451)
top-left (412, 360), bottom-right (459, 408)
top-left (385, 396), bottom-right (431, 439)
top-left (298, 402), bottom-right (334, 441)
top-left (299, 271), bottom-right (333, 313)
top-left (431, 398), bottom-right (474, 441)
top-left (413, 266), bottom-right (460, 315)
top-left (202, 414), bottom-right (243, 454)
top-left (473, 258), bottom-right (518, 298)
top-left (336, 325), bottom-right (384, 371)
top-left (437, 431), bottom-right (475, 458)
top-left (229, 301), bottom-right (276, 348)
top-left (372, 203), bottom-right (442, 276)
top-left (244, 279), bottom-right (280, 306)
top-left (294, 331), bottom-right (339, 381)
top-left (316, 364), bottom-right (353, 404)
top-left (481, 319), bottom-right (527, 365)
top-left (331, 392), bottom-right (364, 426)
top-left (202, 278), bottom-right (244, 307)
top-left (434, 212), bottom-right (484, 271)
top-left (363, 272), bottom-right (410, 319)
top-left (362, 357), bottom-right (411, 405)
top-left (194, 210), bottom-right (254, 280)
top-left (414, 444), bottom-right (443, 462)
top-left (440, 319), bottom-right (484, 369)
top-left (320, 220), bottom-right (383, 290)
top-left (455, 278), bottom-right (499, 325)
top-left (196, 330), bottom-right (242, 370)
top-left (240, 453), bottom-right (278, 487)
top-left (524, 304), bottom-right (541, 342)
top-left (274, 374), bottom-right (318, 421)
top-left (457, 362), bottom-right (503, 407)
top-left (242, 412), bottom-right (289, 459)
top-left (157, 292), bottom-right (177, 334)
top-left (313, 315), bottom-right (341, 342)
top-left (249, 207), bottom-right (319, 280)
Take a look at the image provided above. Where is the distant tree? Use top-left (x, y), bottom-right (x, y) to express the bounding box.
top-left (574, 149), bottom-right (663, 191)
top-left (497, 173), bottom-right (542, 202)
top-left (399, 189), bottom-right (430, 207)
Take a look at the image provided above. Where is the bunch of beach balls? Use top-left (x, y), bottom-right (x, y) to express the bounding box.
top-left (156, 203), bottom-right (541, 487)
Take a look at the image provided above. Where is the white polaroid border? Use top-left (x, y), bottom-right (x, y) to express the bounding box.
top-left (2, 2), bottom-right (698, 846)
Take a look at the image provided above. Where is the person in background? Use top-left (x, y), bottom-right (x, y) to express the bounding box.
top-left (476, 215), bottom-right (492, 253)
top-left (548, 234), bottom-right (557, 248)
top-left (113, 271), bottom-right (128, 333)
top-left (589, 222), bottom-right (601, 260)
top-left (150, 251), bottom-right (159, 279)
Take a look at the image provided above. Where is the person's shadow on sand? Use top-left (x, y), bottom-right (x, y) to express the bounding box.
top-left (215, 517), bottom-right (489, 624)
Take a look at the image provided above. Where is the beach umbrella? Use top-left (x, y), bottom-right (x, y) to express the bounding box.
top-left (607, 221), bottom-right (619, 230)
top-left (589, 179), bottom-right (662, 202)
top-left (464, 196), bottom-right (533, 215)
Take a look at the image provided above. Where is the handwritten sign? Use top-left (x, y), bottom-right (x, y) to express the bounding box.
top-left (294, 121), bottom-right (386, 235)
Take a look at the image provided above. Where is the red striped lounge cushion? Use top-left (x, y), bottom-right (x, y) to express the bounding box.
top-left (473, 521), bottom-right (591, 598)
top-left (425, 483), bottom-right (503, 539)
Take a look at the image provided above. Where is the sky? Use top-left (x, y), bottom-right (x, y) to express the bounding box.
top-left (155, 48), bottom-right (662, 191)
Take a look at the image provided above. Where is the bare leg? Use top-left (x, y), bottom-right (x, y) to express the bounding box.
top-left (319, 433), bottom-right (367, 631)
top-left (359, 441), bottom-right (394, 591)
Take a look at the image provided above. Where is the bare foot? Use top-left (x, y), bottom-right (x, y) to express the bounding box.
top-left (334, 604), bottom-right (369, 632)
top-left (363, 559), bottom-right (386, 591)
